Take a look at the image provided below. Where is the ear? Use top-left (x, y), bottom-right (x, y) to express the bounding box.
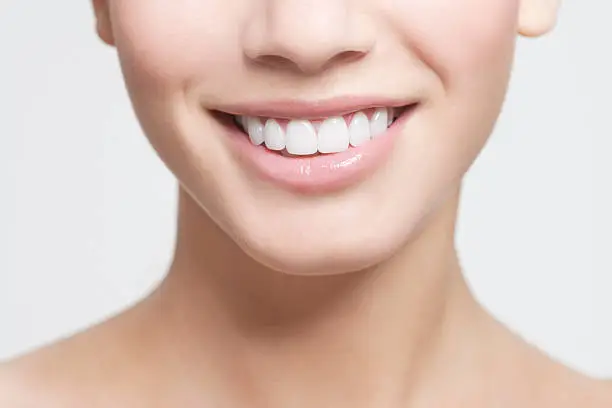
top-left (518, 0), bottom-right (561, 37)
top-left (92, 0), bottom-right (115, 46)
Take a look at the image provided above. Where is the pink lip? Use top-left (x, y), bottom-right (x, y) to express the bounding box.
top-left (213, 96), bottom-right (416, 119)
top-left (223, 103), bottom-right (418, 195)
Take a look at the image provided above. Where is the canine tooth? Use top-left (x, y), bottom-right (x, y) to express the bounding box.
top-left (238, 116), bottom-right (247, 129)
top-left (264, 119), bottom-right (285, 150)
top-left (246, 117), bottom-right (264, 145)
top-left (318, 117), bottom-right (349, 154)
top-left (285, 120), bottom-right (318, 155)
top-left (370, 108), bottom-right (388, 138)
top-left (348, 112), bottom-right (371, 147)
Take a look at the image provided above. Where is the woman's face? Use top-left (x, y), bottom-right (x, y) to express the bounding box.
top-left (94, 0), bottom-right (558, 274)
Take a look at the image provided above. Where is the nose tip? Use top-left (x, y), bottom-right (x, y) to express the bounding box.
top-left (242, 1), bottom-right (374, 75)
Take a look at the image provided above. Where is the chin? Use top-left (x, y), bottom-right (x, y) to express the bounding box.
top-left (239, 230), bottom-right (403, 276)
top-left (216, 191), bottom-right (428, 276)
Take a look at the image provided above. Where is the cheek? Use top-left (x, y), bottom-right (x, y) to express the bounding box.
top-left (110, 0), bottom-right (241, 90)
top-left (392, 0), bottom-right (519, 84)
top-left (107, 1), bottom-right (245, 209)
top-left (383, 1), bottom-right (520, 206)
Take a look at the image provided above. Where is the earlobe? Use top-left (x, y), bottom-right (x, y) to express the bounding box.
top-left (518, 0), bottom-right (561, 37)
top-left (92, 0), bottom-right (115, 46)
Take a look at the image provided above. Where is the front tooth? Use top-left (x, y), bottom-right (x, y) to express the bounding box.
top-left (348, 112), bottom-right (371, 147)
top-left (318, 117), bottom-right (349, 154)
top-left (285, 120), bottom-right (318, 155)
top-left (370, 108), bottom-right (389, 138)
top-left (264, 119), bottom-right (285, 150)
top-left (246, 117), bottom-right (264, 145)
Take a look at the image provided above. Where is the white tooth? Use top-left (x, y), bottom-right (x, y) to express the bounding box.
top-left (318, 117), bottom-right (350, 154)
top-left (387, 108), bottom-right (394, 126)
top-left (264, 119), bottom-right (285, 151)
top-left (370, 108), bottom-right (389, 138)
top-left (285, 120), bottom-right (318, 156)
top-left (246, 117), bottom-right (264, 145)
top-left (348, 112), bottom-right (371, 147)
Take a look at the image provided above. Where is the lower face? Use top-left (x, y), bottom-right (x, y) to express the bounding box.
top-left (109, 0), bottom-right (519, 274)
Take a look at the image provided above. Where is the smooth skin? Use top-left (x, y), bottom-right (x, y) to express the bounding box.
top-left (1, 0), bottom-right (611, 407)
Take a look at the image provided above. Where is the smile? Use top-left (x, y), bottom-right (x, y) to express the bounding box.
top-left (234, 107), bottom-right (407, 156)
top-left (214, 98), bottom-right (419, 194)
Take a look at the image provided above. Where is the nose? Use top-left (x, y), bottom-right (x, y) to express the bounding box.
top-left (242, 0), bottom-right (375, 75)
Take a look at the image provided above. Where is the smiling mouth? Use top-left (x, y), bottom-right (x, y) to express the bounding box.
top-left (218, 104), bottom-right (416, 157)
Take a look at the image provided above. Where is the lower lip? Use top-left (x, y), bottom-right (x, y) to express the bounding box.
top-left (225, 106), bottom-right (416, 194)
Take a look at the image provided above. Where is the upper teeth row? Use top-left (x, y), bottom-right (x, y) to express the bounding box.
top-left (237, 108), bottom-right (395, 156)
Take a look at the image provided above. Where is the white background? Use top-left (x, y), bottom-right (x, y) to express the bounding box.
top-left (0, 1), bottom-right (610, 377)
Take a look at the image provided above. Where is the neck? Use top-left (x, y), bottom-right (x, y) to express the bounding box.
top-left (149, 187), bottom-right (486, 407)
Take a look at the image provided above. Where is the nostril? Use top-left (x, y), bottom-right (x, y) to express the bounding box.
top-left (323, 50), bottom-right (367, 70)
top-left (249, 54), bottom-right (299, 71)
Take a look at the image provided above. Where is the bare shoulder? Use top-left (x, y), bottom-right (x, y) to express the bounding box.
top-left (0, 365), bottom-right (28, 407)
top-left (574, 377), bottom-right (612, 407)
top-left (0, 334), bottom-right (107, 408)
top-left (486, 318), bottom-right (612, 408)
top-left (0, 354), bottom-right (65, 408)
top-left (534, 356), bottom-right (612, 407)
top-left (0, 307), bottom-right (151, 408)
top-left (563, 376), bottom-right (612, 407)
top-left (498, 353), bottom-right (612, 408)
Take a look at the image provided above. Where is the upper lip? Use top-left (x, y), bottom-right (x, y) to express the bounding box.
top-left (211, 96), bottom-right (419, 120)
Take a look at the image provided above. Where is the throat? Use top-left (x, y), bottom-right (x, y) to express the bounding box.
top-left (151, 188), bottom-right (479, 407)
